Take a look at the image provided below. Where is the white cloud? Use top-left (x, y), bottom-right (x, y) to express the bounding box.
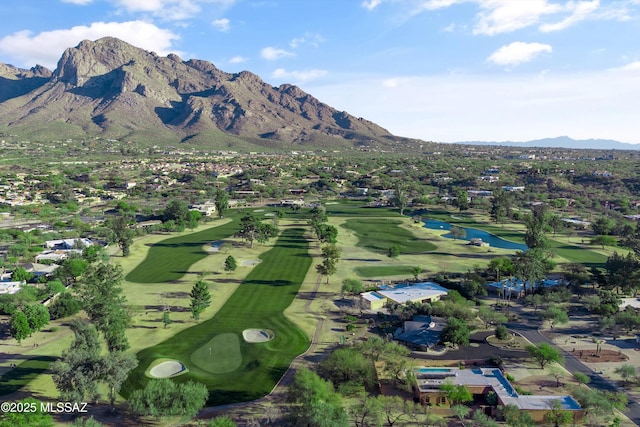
top-left (272, 68), bottom-right (328, 82)
top-left (289, 32), bottom-right (325, 49)
top-left (212, 18), bottom-right (231, 32)
top-left (110, 0), bottom-right (237, 21)
top-left (0, 21), bottom-right (181, 69)
top-left (473, 0), bottom-right (563, 35)
top-left (362, 0), bottom-right (385, 10)
top-left (487, 42), bottom-right (552, 66)
top-left (306, 68), bottom-right (640, 144)
top-left (260, 46), bottom-right (294, 61)
top-left (540, 0), bottom-right (600, 32)
top-left (615, 61), bottom-right (640, 71)
top-left (229, 55), bottom-right (249, 64)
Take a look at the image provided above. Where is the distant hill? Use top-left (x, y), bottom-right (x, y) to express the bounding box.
top-left (0, 37), bottom-right (410, 151)
top-left (456, 136), bottom-right (640, 150)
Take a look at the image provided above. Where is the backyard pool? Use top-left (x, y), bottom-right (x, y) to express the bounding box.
top-left (423, 219), bottom-right (527, 251)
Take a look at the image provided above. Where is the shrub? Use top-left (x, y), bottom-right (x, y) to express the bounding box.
top-left (495, 324), bottom-right (510, 340)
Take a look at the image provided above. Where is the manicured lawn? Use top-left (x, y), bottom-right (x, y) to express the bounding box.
top-left (342, 218), bottom-right (437, 254)
top-left (125, 220), bottom-right (239, 283)
top-left (191, 333), bottom-right (242, 374)
top-left (122, 227), bottom-right (312, 405)
top-left (355, 265), bottom-right (415, 278)
top-left (0, 356), bottom-right (57, 396)
top-left (323, 200), bottom-right (400, 217)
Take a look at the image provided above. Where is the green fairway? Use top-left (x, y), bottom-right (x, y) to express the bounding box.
top-left (125, 220), bottom-right (239, 283)
top-left (122, 226), bottom-right (312, 405)
top-left (323, 200), bottom-right (400, 217)
top-left (342, 218), bottom-right (437, 254)
top-left (355, 265), bottom-right (415, 278)
top-left (191, 333), bottom-right (242, 374)
top-left (0, 356), bottom-right (57, 396)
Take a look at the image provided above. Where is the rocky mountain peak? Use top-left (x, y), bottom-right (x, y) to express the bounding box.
top-left (0, 37), bottom-right (401, 150)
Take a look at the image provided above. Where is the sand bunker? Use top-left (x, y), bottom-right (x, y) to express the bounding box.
top-left (242, 328), bottom-right (274, 343)
top-left (149, 360), bottom-right (187, 378)
top-left (241, 259), bottom-right (262, 267)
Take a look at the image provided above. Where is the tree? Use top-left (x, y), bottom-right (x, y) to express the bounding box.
top-left (411, 266), bottom-right (423, 281)
top-left (76, 263), bottom-right (131, 352)
top-left (451, 404), bottom-right (470, 425)
top-left (548, 365), bottom-right (566, 387)
top-left (525, 343), bottom-right (562, 369)
top-left (11, 267), bottom-right (34, 282)
top-left (24, 304), bottom-right (49, 332)
top-left (106, 215), bottom-right (135, 256)
top-left (487, 256), bottom-right (514, 282)
top-left (614, 364), bottom-right (636, 386)
top-left (287, 368), bottom-right (349, 427)
top-left (440, 382), bottom-right (473, 405)
top-left (523, 204), bottom-right (550, 251)
top-left (453, 189), bottom-right (469, 212)
top-left (450, 225), bottom-right (466, 241)
top-left (317, 244), bottom-right (341, 284)
top-left (162, 310), bottom-right (172, 329)
top-left (490, 189), bottom-right (510, 224)
top-left (224, 255), bottom-right (237, 272)
top-left (214, 188), bottom-right (229, 218)
top-left (237, 214), bottom-right (278, 248)
top-left (190, 279), bottom-right (211, 320)
top-left (48, 292), bottom-right (82, 320)
top-left (591, 235), bottom-right (617, 249)
top-left (544, 399), bottom-right (572, 426)
top-left (540, 305), bottom-right (569, 329)
top-left (51, 320), bottom-right (103, 402)
top-left (477, 305), bottom-right (507, 328)
top-left (440, 317), bottom-right (470, 347)
top-left (129, 379), bottom-right (208, 418)
top-left (45, 280), bottom-right (66, 296)
top-left (573, 372), bottom-right (590, 384)
top-left (9, 310), bottom-right (31, 344)
top-left (387, 245), bottom-right (400, 258)
top-left (163, 199), bottom-right (190, 224)
top-left (318, 348), bottom-right (376, 392)
top-left (341, 278), bottom-right (364, 297)
top-left (102, 352), bottom-right (139, 406)
top-left (513, 249), bottom-right (548, 294)
top-left (54, 255), bottom-right (89, 284)
top-left (391, 182), bottom-right (409, 216)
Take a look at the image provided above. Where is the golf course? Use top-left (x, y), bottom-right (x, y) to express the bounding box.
top-left (122, 225), bottom-right (312, 405)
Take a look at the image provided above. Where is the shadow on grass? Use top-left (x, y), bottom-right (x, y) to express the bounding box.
top-left (0, 356), bottom-right (57, 396)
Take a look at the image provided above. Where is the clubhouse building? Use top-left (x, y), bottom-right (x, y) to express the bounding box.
top-left (360, 282), bottom-right (449, 310)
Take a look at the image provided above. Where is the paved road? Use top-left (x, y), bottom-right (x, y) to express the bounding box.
top-left (508, 319), bottom-right (640, 426)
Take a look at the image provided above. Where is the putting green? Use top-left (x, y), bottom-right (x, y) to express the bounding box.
top-left (123, 227), bottom-right (312, 405)
top-left (191, 333), bottom-right (242, 374)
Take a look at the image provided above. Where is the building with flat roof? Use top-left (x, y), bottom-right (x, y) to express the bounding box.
top-left (413, 367), bottom-right (583, 424)
top-left (360, 282), bottom-right (448, 310)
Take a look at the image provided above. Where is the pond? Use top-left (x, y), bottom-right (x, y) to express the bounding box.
top-left (423, 219), bottom-right (527, 251)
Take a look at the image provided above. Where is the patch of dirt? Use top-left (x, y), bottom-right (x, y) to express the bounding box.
top-left (568, 348), bottom-right (628, 363)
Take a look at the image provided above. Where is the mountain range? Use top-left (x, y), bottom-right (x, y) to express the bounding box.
top-left (456, 136), bottom-right (639, 150)
top-left (0, 37), bottom-right (406, 150)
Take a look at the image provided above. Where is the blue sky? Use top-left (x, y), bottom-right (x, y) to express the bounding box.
top-left (0, 0), bottom-right (639, 144)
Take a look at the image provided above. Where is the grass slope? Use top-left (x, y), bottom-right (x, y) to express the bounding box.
top-left (0, 356), bottom-right (57, 396)
top-left (342, 218), bottom-right (437, 254)
top-left (125, 220), bottom-right (239, 283)
top-left (122, 226), bottom-right (312, 405)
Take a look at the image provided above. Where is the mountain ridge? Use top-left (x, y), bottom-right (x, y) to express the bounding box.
top-left (456, 136), bottom-right (638, 150)
top-left (0, 37), bottom-right (405, 150)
